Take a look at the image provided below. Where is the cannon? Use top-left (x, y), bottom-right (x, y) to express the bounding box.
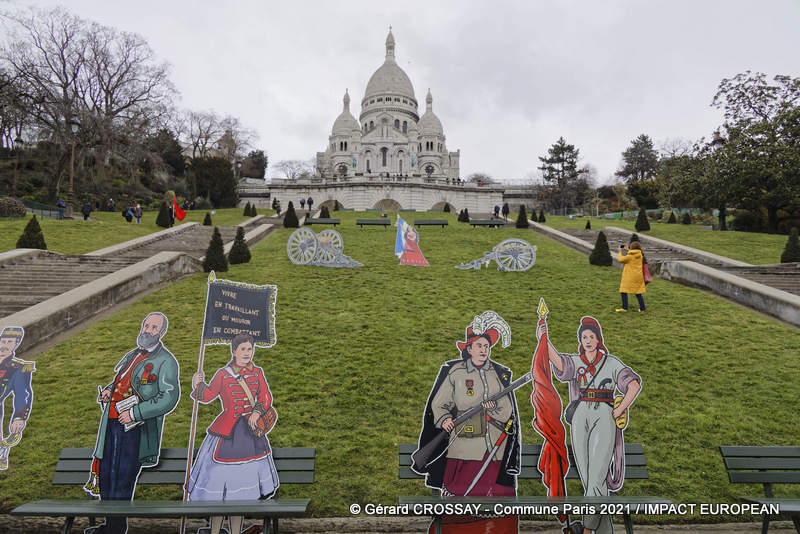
top-left (455, 238), bottom-right (537, 271)
top-left (286, 228), bottom-right (363, 268)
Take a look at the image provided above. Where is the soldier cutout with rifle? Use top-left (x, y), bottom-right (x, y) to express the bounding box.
top-left (411, 311), bottom-right (527, 534)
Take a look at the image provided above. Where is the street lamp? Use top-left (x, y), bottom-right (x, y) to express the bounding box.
top-left (13, 136), bottom-right (23, 197)
top-left (236, 160), bottom-right (242, 181)
top-left (66, 120), bottom-right (79, 219)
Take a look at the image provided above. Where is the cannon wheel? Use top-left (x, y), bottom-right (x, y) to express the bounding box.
top-left (287, 228), bottom-right (318, 265)
top-left (494, 238), bottom-right (536, 271)
top-left (316, 229), bottom-right (344, 264)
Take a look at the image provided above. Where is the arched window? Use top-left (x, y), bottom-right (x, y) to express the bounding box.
top-left (344, 141), bottom-right (348, 151)
top-left (366, 159), bottom-right (371, 172)
top-left (402, 121), bottom-right (407, 133)
top-left (394, 119), bottom-right (400, 129)
top-left (381, 147), bottom-right (388, 167)
top-left (338, 163), bottom-right (348, 177)
top-left (418, 143), bottom-right (422, 151)
top-left (399, 158), bottom-right (403, 174)
top-left (370, 121), bottom-right (374, 129)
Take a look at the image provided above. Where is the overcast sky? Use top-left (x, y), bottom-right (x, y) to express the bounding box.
top-left (15, 0), bottom-right (800, 183)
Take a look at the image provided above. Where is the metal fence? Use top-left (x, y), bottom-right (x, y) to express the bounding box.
top-left (20, 198), bottom-right (69, 219)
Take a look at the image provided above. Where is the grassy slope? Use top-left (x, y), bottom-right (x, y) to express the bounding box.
top-left (2, 211), bottom-right (799, 522)
top-left (0, 208), bottom-right (271, 255)
top-left (544, 215), bottom-right (787, 265)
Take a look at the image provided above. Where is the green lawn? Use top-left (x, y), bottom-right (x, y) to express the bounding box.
top-left (543, 215), bottom-right (787, 265)
top-left (2, 210), bottom-right (799, 523)
top-left (0, 208), bottom-right (269, 255)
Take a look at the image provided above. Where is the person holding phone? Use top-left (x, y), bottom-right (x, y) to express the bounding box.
top-left (616, 241), bottom-right (646, 313)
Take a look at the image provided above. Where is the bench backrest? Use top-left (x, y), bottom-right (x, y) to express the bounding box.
top-left (54, 447), bottom-right (315, 485)
top-left (305, 218), bottom-right (340, 224)
top-left (399, 443), bottom-right (648, 481)
top-left (470, 220), bottom-right (501, 225)
top-left (356, 219), bottom-right (389, 224)
top-left (719, 446), bottom-right (800, 497)
top-left (414, 220), bottom-right (448, 226)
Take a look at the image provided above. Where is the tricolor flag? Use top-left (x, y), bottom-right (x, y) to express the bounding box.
top-left (395, 216), bottom-right (408, 258)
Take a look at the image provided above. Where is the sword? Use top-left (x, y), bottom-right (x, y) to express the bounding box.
top-left (412, 372), bottom-right (531, 471)
top-left (464, 417), bottom-right (514, 496)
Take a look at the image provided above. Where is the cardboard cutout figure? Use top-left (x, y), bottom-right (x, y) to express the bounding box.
top-left (395, 216), bottom-right (429, 266)
top-left (0, 327), bottom-right (34, 471)
top-left (456, 239), bottom-right (537, 271)
top-left (411, 311), bottom-right (525, 534)
top-left (286, 228), bottom-right (362, 267)
top-left (533, 300), bottom-right (642, 534)
top-left (85, 312), bottom-right (181, 534)
top-left (182, 273), bottom-right (279, 534)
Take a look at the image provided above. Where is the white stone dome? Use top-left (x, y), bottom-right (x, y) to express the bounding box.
top-left (364, 30), bottom-right (416, 102)
top-left (418, 89), bottom-right (443, 136)
top-left (332, 90), bottom-right (360, 135)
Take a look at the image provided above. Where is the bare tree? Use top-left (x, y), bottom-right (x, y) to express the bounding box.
top-left (658, 137), bottom-right (693, 159)
top-left (184, 109), bottom-right (223, 158)
top-left (274, 159), bottom-right (313, 180)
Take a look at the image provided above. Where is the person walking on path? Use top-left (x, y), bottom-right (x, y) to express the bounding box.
top-left (275, 200), bottom-right (281, 216)
top-left (133, 202), bottom-right (143, 224)
top-left (501, 203), bottom-right (510, 220)
top-left (57, 198), bottom-right (66, 219)
top-left (300, 198), bottom-right (306, 210)
top-left (81, 202), bottom-right (92, 221)
top-left (616, 242), bottom-right (646, 313)
top-left (494, 205), bottom-right (500, 218)
top-left (306, 197), bottom-right (313, 212)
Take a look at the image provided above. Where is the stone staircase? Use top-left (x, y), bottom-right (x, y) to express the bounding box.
top-left (718, 263), bottom-right (800, 296)
top-left (0, 253), bottom-right (132, 317)
top-left (560, 228), bottom-right (733, 268)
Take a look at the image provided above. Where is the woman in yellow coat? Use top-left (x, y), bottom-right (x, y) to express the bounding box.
top-left (616, 241), bottom-right (646, 313)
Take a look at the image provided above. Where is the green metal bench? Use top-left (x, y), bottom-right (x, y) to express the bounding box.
top-left (12, 446), bottom-right (315, 534)
top-left (720, 446), bottom-right (800, 533)
top-left (304, 217), bottom-right (340, 226)
top-left (414, 219), bottom-right (448, 228)
top-left (399, 442), bottom-right (670, 534)
top-left (469, 219), bottom-right (503, 228)
top-left (356, 219), bottom-right (391, 228)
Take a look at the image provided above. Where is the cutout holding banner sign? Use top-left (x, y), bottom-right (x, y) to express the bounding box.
top-left (455, 238), bottom-right (536, 271)
top-left (286, 228), bottom-right (362, 267)
top-left (532, 299), bottom-right (642, 534)
top-left (0, 326), bottom-right (33, 471)
top-left (181, 272), bottom-right (279, 534)
top-left (411, 311), bottom-right (525, 534)
top-left (84, 312), bottom-right (181, 534)
top-left (395, 216), bottom-right (429, 266)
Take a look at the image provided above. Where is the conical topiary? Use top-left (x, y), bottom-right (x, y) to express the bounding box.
top-left (585, 220), bottom-right (591, 230)
top-left (630, 233), bottom-right (639, 244)
top-left (589, 231), bottom-right (613, 266)
top-left (203, 212), bottom-right (212, 226)
top-left (283, 201), bottom-right (299, 228)
top-left (203, 227), bottom-right (228, 272)
top-left (516, 205), bottom-right (529, 228)
top-left (682, 212), bottom-right (692, 225)
top-left (443, 204), bottom-right (451, 213)
top-left (667, 211), bottom-right (677, 224)
top-left (155, 201), bottom-right (171, 228)
top-left (319, 205), bottom-right (331, 218)
top-left (228, 226), bottom-right (251, 264)
top-left (462, 208), bottom-right (470, 222)
top-left (250, 204), bottom-right (257, 216)
top-left (243, 202), bottom-right (251, 216)
top-left (781, 227), bottom-right (800, 263)
top-left (635, 208), bottom-right (650, 231)
top-left (271, 198), bottom-right (277, 210)
top-left (538, 209), bottom-right (546, 223)
top-left (16, 214), bottom-right (47, 249)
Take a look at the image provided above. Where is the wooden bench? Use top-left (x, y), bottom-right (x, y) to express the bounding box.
top-left (720, 446), bottom-right (800, 533)
top-left (12, 446), bottom-right (315, 534)
top-left (356, 218), bottom-right (391, 228)
top-left (469, 219), bottom-right (503, 228)
top-left (399, 442), bottom-right (671, 534)
top-left (414, 219), bottom-right (448, 228)
top-left (304, 217), bottom-right (340, 226)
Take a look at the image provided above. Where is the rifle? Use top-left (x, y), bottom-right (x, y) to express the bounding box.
top-left (411, 372), bottom-right (532, 470)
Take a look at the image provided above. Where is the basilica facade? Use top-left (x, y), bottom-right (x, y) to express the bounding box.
top-left (316, 30), bottom-right (460, 181)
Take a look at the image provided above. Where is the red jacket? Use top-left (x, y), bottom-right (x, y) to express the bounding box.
top-left (194, 364), bottom-right (271, 437)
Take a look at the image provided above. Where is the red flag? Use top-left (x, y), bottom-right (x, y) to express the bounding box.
top-left (531, 318), bottom-right (569, 499)
top-left (173, 195), bottom-right (186, 221)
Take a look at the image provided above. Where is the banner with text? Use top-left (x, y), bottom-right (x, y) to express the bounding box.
top-left (201, 271), bottom-right (277, 347)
